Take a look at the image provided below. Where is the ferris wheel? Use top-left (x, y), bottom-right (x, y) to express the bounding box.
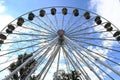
top-left (0, 6), bottom-right (120, 80)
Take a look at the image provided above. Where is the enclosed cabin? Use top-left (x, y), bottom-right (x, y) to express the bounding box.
top-left (17, 17), bottom-right (24, 26)
top-left (0, 34), bottom-right (7, 44)
top-left (62, 8), bottom-right (68, 15)
top-left (84, 12), bottom-right (90, 19)
top-left (113, 31), bottom-right (120, 41)
top-left (94, 16), bottom-right (102, 25)
top-left (28, 12), bottom-right (35, 20)
top-left (104, 22), bottom-right (113, 31)
top-left (51, 8), bottom-right (57, 15)
top-left (6, 24), bottom-right (15, 34)
top-left (39, 9), bottom-right (46, 17)
top-left (73, 9), bottom-right (79, 16)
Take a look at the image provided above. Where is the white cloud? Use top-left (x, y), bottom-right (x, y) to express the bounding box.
top-left (89, 0), bottom-right (120, 79)
top-left (90, 0), bottom-right (120, 50)
top-left (0, 0), bottom-right (14, 53)
top-left (0, 1), bottom-right (14, 31)
top-left (89, 0), bottom-right (119, 60)
top-left (90, 0), bottom-right (120, 59)
top-left (0, 1), bottom-right (15, 79)
top-left (0, 15), bottom-right (14, 30)
top-left (90, 0), bottom-right (120, 29)
top-left (0, 0), bottom-right (5, 13)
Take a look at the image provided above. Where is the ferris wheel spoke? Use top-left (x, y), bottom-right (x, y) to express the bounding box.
top-left (75, 50), bottom-right (102, 80)
top-left (64, 42), bottom-right (92, 80)
top-left (87, 57), bottom-right (115, 80)
top-left (62, 48), bottom-right (71, 73)
top-left (0, 42), bottom-right (41, 57)
top-left (41, 48), bottom-right (61, 80)
top-left (84, 48), bottom-right (120, 77)
top-left (66, 34), bottom-right (119, 65)
top-left (65, 40), bottom-right (103, 80)
top-left (23, 18), bottom-right (56, 34)
top-left (71, 42), bottom-right (120, 67)
top-left (79, 43), bottom-right (120, 65)
top-left (1, 38), bottom-right (52, 52)
top-left (67, 22), bottom-right (107, 35)
top-left (69, 38), bottom-right (120, 53)
top-left (64, 36), bottom-right (120, 76)
top-left (0, 38), bottom-right (56, 53)
top-left (62, 48), bottom-right (86, 79)
top-left (68, 30), bottom-right (116, 37)
top-left (0, 37), bottom-right (55, 57)
top-left (0, 58), bottom-right (17, 66)
top-left (3, 36), bottom-right (58, 80)
top-left (64, 14), bottom-right (74, 30)
top-left (67, 15), bottom-right (84, 30)
top-left (19, 59), bottom-right (36, 80)
top-left (12, 25), bottom-right (51, 35)
top-left (62, 46), bottom-right (86, 79)
top-left (26, 38), bottom-right (58, 79)
top-left (62, 42), bottom-right (73, 73)
top-left (68, 26), bottom-right (104, 37)
top-left (70, 43), bottom-right (115, 80)
top-left (25, 41), bottom-right (57, 80)
top-left (54, 15), bottom-right (58, 29)
top-left (64, 14), bottom-right (83, 32)
top-left (66, 16), bottom-right (96, 34)
top-left (62, 46), bottom-right (92, 80)
top-left (79, 44), bottom-right (120, 66)
top-left (24, 18), bottom-right (52, 32)
top-left (62, 46), bottom-right (78, 70)
top-left (77, 49), bottom-right (114, 80)
top-left (0, 66), bottom-right (9, 73)
top-left (62, 15), bottom-right (65, 29)
top-left (70, 38), bottom-right (120, 65)
top-left (45, 14), bottom-right (58, 31)
top-left (2, 37), bottom-right (51, 45)
top-left (56, 48), bottom-right (60, 77)
top-left (37, 45), bottom-right (61, 80)
top-left (36, 15), bottom-right (57, 33)
top-left (6, 32), bottom-right (51, 37)
top-left (0, 38), bottom-right (53, 53)
top-left (70, 36), bottom-right (116, 41)
top-left (15, 24), bottom-right (52, 35)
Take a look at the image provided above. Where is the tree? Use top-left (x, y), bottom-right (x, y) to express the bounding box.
top-left (8, 53), bottom-right (37, 80)
top-left (53, 70), bottom-right (81, 80)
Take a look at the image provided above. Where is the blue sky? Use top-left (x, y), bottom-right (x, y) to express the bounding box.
top-left (3, 0), bottom-right (89, 17)
top-left (0, 0), bottom-right (119, 28)
top-left (0, 0), bottom-right (119, 27)
top-left (0, 0), bottom-right (120, 80)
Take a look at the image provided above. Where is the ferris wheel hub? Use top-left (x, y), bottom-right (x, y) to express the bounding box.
top-left (57, 30), bottom-right (64, 37)
top-left (57, 30), bottom-right (64, 45)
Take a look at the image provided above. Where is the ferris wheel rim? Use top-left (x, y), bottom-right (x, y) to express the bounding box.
top-left (0, 6), bottom-right (119, 80)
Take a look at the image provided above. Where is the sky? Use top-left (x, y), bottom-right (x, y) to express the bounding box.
top-left (0, 0), bottom-right (120, 80)
top-left (0, 0), bottom-right (119, 30)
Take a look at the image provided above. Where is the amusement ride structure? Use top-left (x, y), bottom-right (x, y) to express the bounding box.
top-left (0, 6), bottom-right (120, 80)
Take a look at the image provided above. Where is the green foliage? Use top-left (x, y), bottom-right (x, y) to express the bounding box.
top-left (53, 70), bottom-right (80, 80)
top-left (8, 53), bottom-right (37, 80)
